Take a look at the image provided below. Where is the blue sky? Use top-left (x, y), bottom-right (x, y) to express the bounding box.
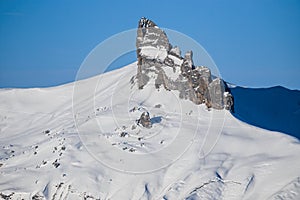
top-left (0, 0), bottom-right (299, 89)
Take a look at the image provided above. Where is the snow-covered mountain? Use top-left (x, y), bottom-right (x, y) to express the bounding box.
top-left (1, 18), bottom-right (300, 200)
top-left (1, 62), bottom-right (300, 200)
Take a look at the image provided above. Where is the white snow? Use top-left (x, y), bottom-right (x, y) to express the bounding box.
top-left (140, 46), bottom-right (168, 62)
top-left (161, 66), bottom-right (180, 82)
top-left (224, 91), bottom-right (230, 97)
top-left (167, 54), bottom-right (183, 66)
top-left (0, 62), bottom-right (299, 199)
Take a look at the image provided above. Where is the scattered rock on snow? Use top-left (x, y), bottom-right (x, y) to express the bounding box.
top-left (138, 112), bottom-right (152, 128)
top-left (52, 159), bottom-right (60, 168)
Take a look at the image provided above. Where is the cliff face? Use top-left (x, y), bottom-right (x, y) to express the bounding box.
top-left (136, 17), bottom-right (234, 111)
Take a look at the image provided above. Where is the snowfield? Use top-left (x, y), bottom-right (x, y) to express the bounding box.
top-left (0, 62), bottom-right (300, 200)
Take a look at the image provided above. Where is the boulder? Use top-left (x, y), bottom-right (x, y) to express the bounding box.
top-left (139, 112), bottom-right (152, 128)
top-left (224, 92), bottom-right (234, 112)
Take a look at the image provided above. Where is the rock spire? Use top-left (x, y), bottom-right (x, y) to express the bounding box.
top-left (135, 17), bottom-right (234, 111)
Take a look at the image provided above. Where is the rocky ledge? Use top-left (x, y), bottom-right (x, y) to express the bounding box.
top-left (135, 17), bottom-right (234, 111)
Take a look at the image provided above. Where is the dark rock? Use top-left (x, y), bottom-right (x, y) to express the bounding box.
top-left (0, 192), bottom-right (14, 200)
top-left (224, 92), bottom-right (234, 111)
top-left (52, 159), bottom-right (60, 168)
top-left (154, 104), bottom-right (161, 108)
top-left (138, 112), bottom-right (152, 128)
top-left (138, 17), bottom-right (157, 28)
top-left (120, 132), bottom-right (128, 137)
top-left (32, 193), bottom-right (44, 200)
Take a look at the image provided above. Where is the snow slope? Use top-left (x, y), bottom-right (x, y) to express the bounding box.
top-left (0, 62), bottom-right (300, 200)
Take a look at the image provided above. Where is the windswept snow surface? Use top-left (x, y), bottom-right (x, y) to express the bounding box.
top-left (0, 62), bottom-right (300, 200)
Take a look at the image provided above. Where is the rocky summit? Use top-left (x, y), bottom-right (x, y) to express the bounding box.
top-left (135, 17), bottom-right (234, 111)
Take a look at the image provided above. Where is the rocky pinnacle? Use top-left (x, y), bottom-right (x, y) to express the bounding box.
top-left (135, 17), bottom-right (234, 111)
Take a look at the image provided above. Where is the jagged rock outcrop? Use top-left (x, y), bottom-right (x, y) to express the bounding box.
top-left (135, 17), bottom-right (234, 111)
top-left (138, 112), bottom-right (152, 128)
top-left (209, 78), bottom-right (225, 109)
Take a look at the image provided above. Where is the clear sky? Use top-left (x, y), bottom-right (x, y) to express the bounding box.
top-left (1, 0), bottom-right (299, 89)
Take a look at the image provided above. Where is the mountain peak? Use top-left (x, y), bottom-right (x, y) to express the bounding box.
top-left (138, 17), bottom-right (157, 28)
top-left (135, 18), bottom-right (234, 111)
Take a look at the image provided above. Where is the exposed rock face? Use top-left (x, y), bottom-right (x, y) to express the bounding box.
top-left (209, 78), bottom-right (225, 109)
top-left (135, 17), bottom-right (234, 111)
top-left (138, 112), bottom-right (152, 128)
